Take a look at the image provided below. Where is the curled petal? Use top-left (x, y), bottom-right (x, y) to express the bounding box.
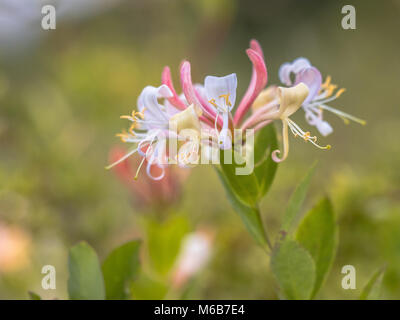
top-left (162, 66), bottom-right (187, 110)
top-left (180, 61), bottom-right (204, 116)
top-left (180, 61), bottom-right (222, 126)
top-left (233, 48), bottom-right (268, 125)
top-left (250, 39), bottom-right (264, 59)
top-left (278, 63), bottom-right (292, 86)
top-left (279, 57), bottom-right (312, 86)
top-left (146, 161), bottom-right (166, 181)
top-left (137, 85), bottom-right (172, 124)
top-left (295, 67), bottom-right (322, 104)
top-left (271, 121), bottom-right (289, 163)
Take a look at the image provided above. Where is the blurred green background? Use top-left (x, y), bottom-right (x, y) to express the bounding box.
top-left (0, 0), bottom-right (399, 299)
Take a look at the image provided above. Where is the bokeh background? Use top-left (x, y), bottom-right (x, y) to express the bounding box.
top-left (0, 0), bottom-right (399, 299)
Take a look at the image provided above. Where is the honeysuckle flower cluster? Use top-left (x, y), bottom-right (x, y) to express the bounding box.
top-left (278, 57), bottom-right (366, 136)
top-left (108, 39), bottom-right (363, 179)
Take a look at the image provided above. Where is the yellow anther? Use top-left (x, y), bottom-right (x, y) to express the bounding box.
top-left (219, 94), bottom-right (232, 107)
top-left (208, 98), bottom-right (218, 108)
top-left (321, 76), bottom-right (332, 89)
top-left (341, 117), bottom-right (350, 125)
top-left (303, 131), bottom-right (311, 141)
top-left (335, 88), bottom-right (346, 98)
top-left (326, 144), bottom-right (331, 150)
top-left (116, 132), bottom-right (128, 142)
top-left (128, 124), bottom-right (137, 135)
top-left (120, 115), bottom-right (133, 120)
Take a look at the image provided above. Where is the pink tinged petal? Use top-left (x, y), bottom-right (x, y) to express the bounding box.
top-left (161, 66), bottom-right (187, 110)
top-left (180, 61), bottom-right (204, 114)
top-left (250, 39), bottom-right (264, 59)
top-left (295, 67), bottom-right (322, 104)
top-left (233, 48), bottom-right (268, 126)
top-left (180, 61), bottom-right (222, 126)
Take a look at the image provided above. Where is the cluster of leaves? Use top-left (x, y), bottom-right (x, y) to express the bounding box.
top-left (29, 241), bottom-right (140, 300)
top-left (29, 214), bottom-right (193, 300)
top-left (217, 125), bottom-right (385, 299)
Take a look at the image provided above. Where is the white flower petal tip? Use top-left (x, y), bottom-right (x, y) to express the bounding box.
top-left (205, 73), bottom-right (237, 112)
top-left (316, 120), bottom-right (333, 136)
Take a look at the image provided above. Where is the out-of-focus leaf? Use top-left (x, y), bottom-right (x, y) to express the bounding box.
top-left (360, 267), bottom-right (386, 300)
top-left (219, 149), bottom-right (260, 207)
top-left (216, 168), bottom-right (268, 249)
top-left (102, 240), bottom-right (141, 300)
top-left (68, 242), bottom-right (105, 300)
top-left (296, 197), bottom-right (338, 298)
top-left (28, 291), bottom-right (42, 300)
top-left (146, 215), bottom-right (189, 277)
top-left (253, 124), bottom-right (278, 198)
top-left (130, 272), bottom-right (168, 300)
top-left (271, 239), bottom-right (316, 300)
top-left (281, 162), bottom-right (317, 232)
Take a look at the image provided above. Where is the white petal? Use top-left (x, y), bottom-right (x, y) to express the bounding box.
top-left (279, 57), bottom-right (312, 86)
top-left (137, 85), bottom-right (172, 124)
top-left (278, 63), bottom-right (293, 86)
top-left (295, 67), bottom-right (322, 104)
top-left (204, 74), bottom-right (237, 111)
top-left (291, 57), bottom-right (312, 73)
top-left (316, 120), bottom-right (333, 136)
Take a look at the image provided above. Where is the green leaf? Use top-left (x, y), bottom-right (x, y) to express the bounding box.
top-left (281, 162), bottom-right (317, 232)
top-left (146, 215), bottom-right (189, 277)
top-left (360, 267), bottom-right (385, 300)
top-left (253, 124), bottom-right (278, 198)
top-left (219, 148), bottom-right (260, 207)
top-left (28, 291), bottom-right (42, 300)
top-left (102, 240), bottom-right (141, 300)
top-left (296, 197), bottom-right (338, 298)
top-left (130, 272), bottom-right (168, 300)
top-left (271, 239), bottom-right (316, 300)
top-left (68, 241), bottom-right (105, 300)
top-left (216, 168), bottom-right (268, 249)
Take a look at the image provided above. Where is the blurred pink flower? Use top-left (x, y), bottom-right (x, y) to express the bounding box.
top-left (109, 146), bottom-right (189, 208)
top-left (171, 229), bottom-right (214, 289)
top-left (0, 222), bottom-right (30, 273)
